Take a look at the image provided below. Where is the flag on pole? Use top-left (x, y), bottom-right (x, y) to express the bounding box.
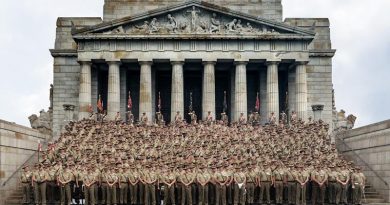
top-left (127, 91), bottom-right (132, 111)
top-left (97, 94), bottom-right (103, 113)
top-left (223, 91), bottom-right (227, 113)
top-left (255, 92), bottom-right (260, 112)
top-left (158, 92), bottom-right (162, 112)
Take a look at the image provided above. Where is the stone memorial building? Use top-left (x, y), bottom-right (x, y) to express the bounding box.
top-left (50, 0), bottom-right (335, 137)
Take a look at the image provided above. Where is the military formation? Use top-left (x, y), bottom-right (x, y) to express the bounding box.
top-left (21, 111), bottom-right (366, 205)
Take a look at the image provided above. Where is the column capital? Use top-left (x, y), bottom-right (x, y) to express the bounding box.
top-left (78, 60), bottom-right (92, 66)
top-left (234, 61), bottom-right (248, 66)
top-left (266, 61), bottom-right (281, 66)
top-left (139, 61), bottom-right (153, 66)
top-left (171, 61), bottom-right (185, 66)
top-left (295, 61), bottom-right (309, 66)
top-left (107, 60), bottom-right (121, 66)
top-left (202, 61), bottom-right (216, 66)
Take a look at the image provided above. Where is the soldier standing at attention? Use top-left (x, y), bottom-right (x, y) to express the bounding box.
top-left (174, 111), bottom-right (182, 125)
top-left (83, 167), bottom-right (98, 205)
top-left (32, 164), bottom-right (49, 205)
top-left (336, 164), bottom-right (350, 205)
top-left (118, 166), bottom-right (128, 205)
top-left (58, 165), bottom-right (73, 205)
top-left (140, 112), bottom-right (148, 126)
top-left (21, 165), bottom-right (32, 204)
top-left (285, 165), bottom-right (296, 205)
top-left (268, 112), bottom-right (277, 125)
top-left (328, 165), bottom-right (340, 205)
top-left (257, 163), bottom-right (272, 204)
top-left (246, 166), bottom-right (256, 205)
top-left (128, 166), bottom-right (139, 205)
top-left (351, 167), bottom-right (365, 205)
top-left (206, 111), bottom-right (213, 126)
top-left (106, 167), bottom-right (119, 205)
top-left (238, 113), bottom-right (246, 125)
top-left (312, 166), bottom-right (328, 205)
top-left (162, 166), bottom-right (177, 205)
top-left (233, 167), bottom-right (246, 205)
top-left (221, 112), bottom-right (228, 125)
top-left (197, 167), bottom-right (211, 205)
top-left (101, 167), bottom-right (109, 205)
top-left (141, 166), bottom-right (158, 205)
top-left (272, 163), bottom-right (284, 205)
top-left (294, 164), bottom-right (309, 205)
top-left (47, 163), bottom-right (58, 204)
top-left (179, 167), bottom-right (196, 205)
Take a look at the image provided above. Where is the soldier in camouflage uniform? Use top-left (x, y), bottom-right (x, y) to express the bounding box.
top-left (58, 165), bottom-right (73, 205)
top-left (233, 167), bottom-right (246, 205)
top-left (32, 163), bottom-right (49, 205)
top-left (21, 165), bottom-right (32, 204)
top-left (257, 163), bottom-right (272, 204)
top-left (351, 167), bottom-right (365, 205)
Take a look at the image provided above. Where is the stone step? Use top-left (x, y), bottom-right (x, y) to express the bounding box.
top-left (365, 198), bottom-right (386, 203)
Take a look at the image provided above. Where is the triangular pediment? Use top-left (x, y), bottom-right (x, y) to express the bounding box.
top-left (73, 0), bottom-right (315, 40)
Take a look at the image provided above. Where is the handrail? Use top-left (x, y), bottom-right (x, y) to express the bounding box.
top-left (1, 139), bottom-right (50, 187)
top-left (336, 131), bottom-right (389, 188)
top-left (1, 150), bottom-right (38, 186)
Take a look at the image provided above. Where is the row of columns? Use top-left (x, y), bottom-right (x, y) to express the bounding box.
top-left (78, 60), bottom-right (308, 122)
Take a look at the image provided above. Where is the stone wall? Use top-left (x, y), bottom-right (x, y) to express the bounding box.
top-left (0, 120), bottom-right (50, 205)
top-left (336, 120), bottom-right (390, 202)
top-left (103, 0), bottom-right (283, 22)
top-left (285, 18), bottom-right (334, 127)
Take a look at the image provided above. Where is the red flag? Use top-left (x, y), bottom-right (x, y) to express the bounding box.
top-left (255, 92), bottom-right (260, 112)
top-left (127, 91), bottom-right (132, 110)
top-left (158, 92), bottom-right (162, 112)
top-left (97, 95), bottom-right (103, 112)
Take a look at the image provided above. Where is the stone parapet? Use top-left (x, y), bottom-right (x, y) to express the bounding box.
top-left (336, 119), bottom-right (390, 202)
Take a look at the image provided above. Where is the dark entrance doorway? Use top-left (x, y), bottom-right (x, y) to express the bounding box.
top-left (184, 63), bottom-right (202, 123)
top-left (247, 67), bottom-right (260, 114)
top-left (155, 65), bottom-right (172, 123)
top-left (97, 65), bottom-right (108, 111)
top-left (279, 67), bottom-right (289, 113)
top-left (215, 63), bottom-right (232, 121)
top-left (126, 64), bottom-right (140, 121)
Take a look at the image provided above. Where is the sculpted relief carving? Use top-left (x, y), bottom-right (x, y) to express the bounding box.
top-left (98, 6), bottom-right (281, 36)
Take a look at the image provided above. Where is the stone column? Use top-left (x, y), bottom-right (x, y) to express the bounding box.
top-left (107, 61), bottom-right (121, 120)
top-left (266, 61), bottom-right (280, 122)
top-left (139, 61), bottom-right (153, 122)
top-left (234, 61), bottom-right (248, 121)
top-left (296, 62), bottom-right (308, 121)
top-left (171, 61), bottom-right (184, 121)
top-left (202, 61), bottom-right (216, 120)
top-left (78, 61), bottom-right (92, 120)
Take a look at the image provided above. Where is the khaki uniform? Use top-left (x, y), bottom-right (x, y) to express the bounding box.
top-left (352, 172), bottom-right (365, 205)
top-left (83, 172), bottom-right (97, 205)
top-left (47, 168), bottom-right (58, 203)
top-left (214, 171), bottom-right (227, 205)
top-left (312, 170), bottom-right (327, 205)
top-left (285, 169), bottom-right (296, 204)
top-left (119, 172), bottom-right (128, 204)
top-left (163, 172), bottom-right (177, 205)
top-left (273, 169), bottom-right (284, 204)
top-left (33, 169), bottom-right (49, 205)
top-left (246, 171), bottom-right (256, 204)
top-left (295, 170), bottom-right (309, 205)
top-left (128, 171), bottom-right (139, 205)
top-left (328, 170), bottom-right (341, 204)
top-left (258, 169), bottom-right (272, 204)
top-left (58, 170), bottom-right (73, 205)
top-left (338, 170), bottom-right (350, 204)
top-left (233, 172), bottom-right (246, 205)
top-left (179, 172), bottom-right (194, 205)
top-left (143, 171), bottom-right (157, 205)
top-left (105, 172), bottom-right (118, 205)
top-left (197, 171), bottom-right (210, 205)
top-left (21, 170), bottom-right (32, 204)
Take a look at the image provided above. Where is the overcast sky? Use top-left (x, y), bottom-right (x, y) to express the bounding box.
top-left (0, 0), bottom-right (389, 128)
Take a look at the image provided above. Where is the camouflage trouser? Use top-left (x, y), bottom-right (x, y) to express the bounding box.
top-left (60, 183), bottom-right (71, 205)
top-left (198, 184), bottom-right (208, 205)
top-left (164, 184), bottom-right (176, 205)
top-left (22, 182), bottom-right (32, 204)
top-left (233, 184), bottom-right (246, 205)
top-left (274, 181), bottom-right (283, 204)
top-left (259, 182), bottom-right (271, 204)
top-left (246, 182), bottom-right (255, 204)
top-left (119, 182), bottom-right (128, 204)
top-left (84, 184), bottom-right (96, 205)
top-left (296, 183), bottom-right (307, 205)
